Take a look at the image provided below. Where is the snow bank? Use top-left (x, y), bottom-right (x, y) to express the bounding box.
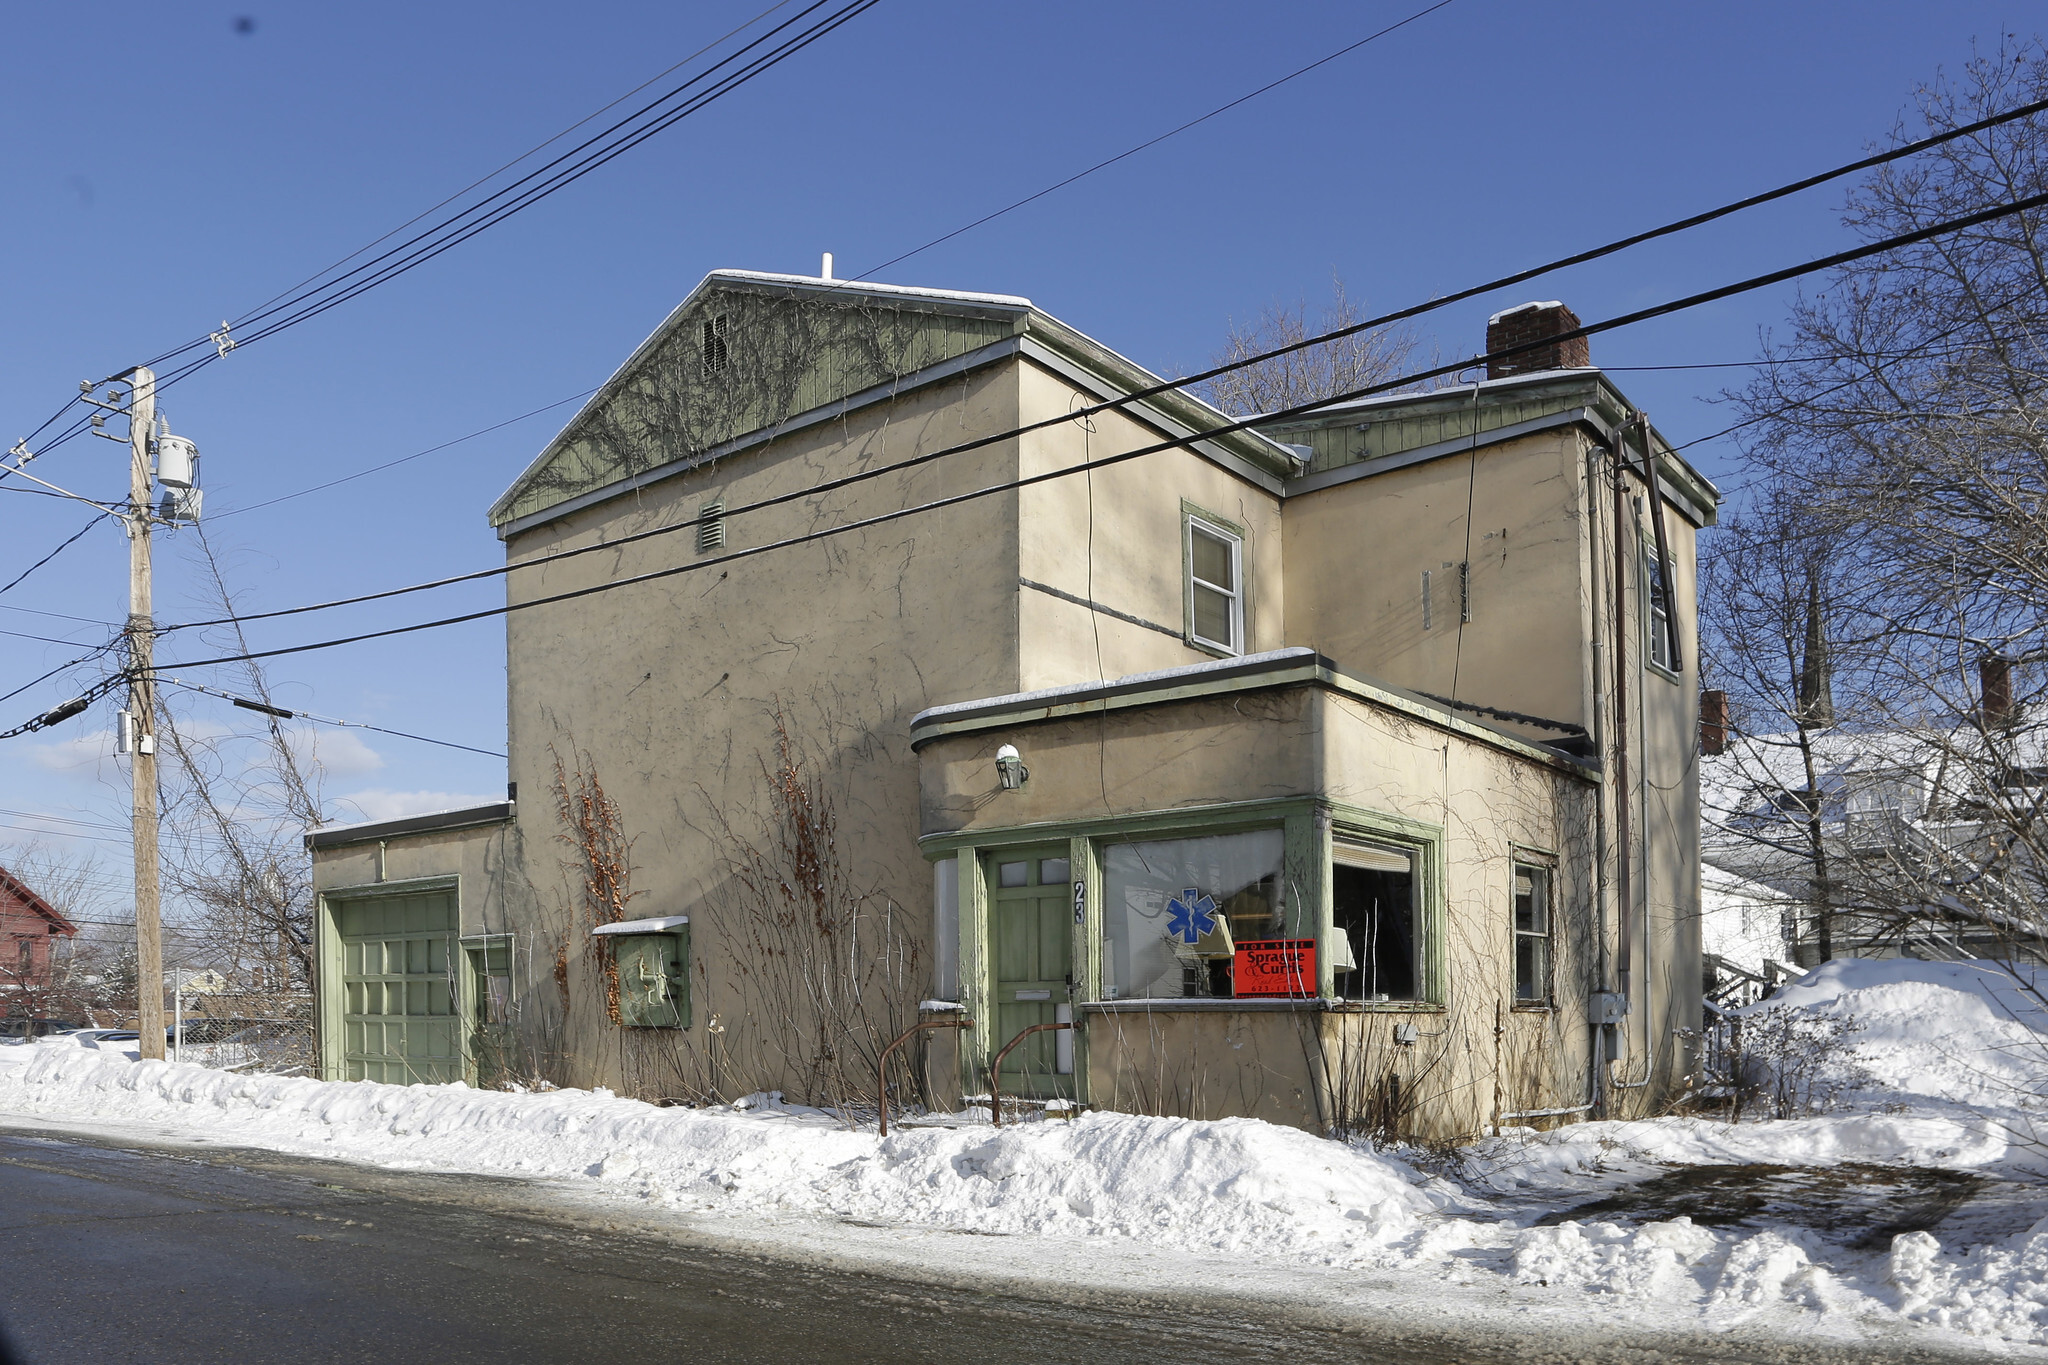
top-left (1757, 957), bottom-right (2048, 1111)
top-left (0, 1042), bottom-right (1438, 1267)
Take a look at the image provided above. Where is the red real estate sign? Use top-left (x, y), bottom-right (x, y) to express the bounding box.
top-left (1232, 938), bottom-right (1317, 998)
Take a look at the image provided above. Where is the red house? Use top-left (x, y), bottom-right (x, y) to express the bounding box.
top-left (1, 865), bottom-right (79, 1017)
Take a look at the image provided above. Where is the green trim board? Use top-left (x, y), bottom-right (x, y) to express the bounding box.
top-left (325, 883), bottom-right (464, 1084)
top-left (932, 793), bottom-right (1450, 1014)
top-left (909, 647), bottom-right (1599, 780)
top-left (316, 876), bottom-right (460, 1082)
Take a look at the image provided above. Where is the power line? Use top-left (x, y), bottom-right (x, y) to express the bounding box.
top-left (205, 2), bottom-right (797, 360)
top-left (153, 111), bottom-right (2048, 645)
top-left (111, 182), bottom-right (2048, 684)
top-left (854, 0), bottom-right (1458, 279)
top-left (8, 1), bottom-right (880, 470)
top-left (0, 642), bottom-right (122, 708)
top-left (136, 3), bottom-right (880, 390)
top-left (0, 515), bottom-right (105, 598)
top-left (207, 386), bottom-right (601, 520)
top-left (157, 677), bottom-right (505, 759)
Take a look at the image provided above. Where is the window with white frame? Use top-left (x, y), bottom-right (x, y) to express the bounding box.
top-left (1331, 840), bottom-right (1423, 1001)
top-left (1513, 863), bottom-right (1551, 1004)
top-left (1187, 516), bottom-right (1243, 654)
top-left (1644, 539), bottom-right (1677, 673)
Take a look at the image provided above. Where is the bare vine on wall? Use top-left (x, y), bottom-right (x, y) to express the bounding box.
top-left (700, 710), bottom-right (923, 1118)
top-left (552, 748), bottom-right (641, 1025)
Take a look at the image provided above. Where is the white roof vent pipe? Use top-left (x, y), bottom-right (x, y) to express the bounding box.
top-left (155, 432), bottom-right (198, 490)
top-left (821, 251), bottom-right (834, 281)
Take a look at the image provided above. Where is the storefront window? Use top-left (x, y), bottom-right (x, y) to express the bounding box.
top-left (1102, 829), bottom-right (1285, 999)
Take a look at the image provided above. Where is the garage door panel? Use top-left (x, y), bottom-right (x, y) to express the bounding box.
top-left (336, 890), bottom-right (461, 1084)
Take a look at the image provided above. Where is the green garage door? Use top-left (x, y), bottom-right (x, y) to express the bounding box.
top-left (337, 891), bottom-right (462, 1083)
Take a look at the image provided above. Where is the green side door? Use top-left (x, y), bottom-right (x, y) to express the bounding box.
top-left (337, 891), bottom-right (462, 1084)
top-left (989, 848), bottom-right (1074, 1101)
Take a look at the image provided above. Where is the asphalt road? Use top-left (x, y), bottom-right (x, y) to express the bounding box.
top-left (0, 1127), bottom-right (1993, 1365)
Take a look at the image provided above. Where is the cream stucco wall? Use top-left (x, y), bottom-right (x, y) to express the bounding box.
top-left (915, 679), bottom-right (1611, 1138)
top-left (1013, 363), bottom-right (1285, 687)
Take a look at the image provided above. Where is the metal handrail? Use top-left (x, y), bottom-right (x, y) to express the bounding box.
top-left (987, 1020), bottom-right (1074, 1128)
top-left (876, 1015), bottom-right (973, 1137)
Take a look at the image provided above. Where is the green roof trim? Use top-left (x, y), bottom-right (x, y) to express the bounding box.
top-left (489, 271), bottom-right (1297, 532)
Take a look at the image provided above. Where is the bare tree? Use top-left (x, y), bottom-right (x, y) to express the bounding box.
top-left (153, 531), bottom-right (326, 994)
top-left (1201, 276), bottom-right (1427, 417)
top-left (1712, 41), bottom-right (2048, 968)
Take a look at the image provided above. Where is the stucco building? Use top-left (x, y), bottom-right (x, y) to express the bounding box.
top-left (309, 274), bottom-right (1715, 1138)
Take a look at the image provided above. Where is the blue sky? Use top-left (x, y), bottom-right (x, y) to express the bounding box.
top-left (0, 0), bottom-right (2034, 891)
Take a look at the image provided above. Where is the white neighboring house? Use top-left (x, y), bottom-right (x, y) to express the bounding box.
top-left (1699, 670), bottom-right (2048, 972)
top-left (1700, 864), bottom-right (1797, 1004)
top-left (177, 969), bottom-right (230, 996)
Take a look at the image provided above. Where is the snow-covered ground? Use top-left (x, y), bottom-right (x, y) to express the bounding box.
top-left (6, 958), bottom-right (2048, 1357)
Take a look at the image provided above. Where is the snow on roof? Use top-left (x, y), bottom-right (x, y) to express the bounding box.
top-left (591, 915), bottom-right (689, 936)
top-left (911, 648), bottom-right (1320, 727)
top-left (1486, 300), bottom-right (1566, 325)
top-left (705, 269), bottom-right (1032, 310)
top-left (1280, 368), bottom-right (1600, 421)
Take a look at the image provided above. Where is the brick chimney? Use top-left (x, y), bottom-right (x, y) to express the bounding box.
top-left (1485, 301), bottom-right (1590, 379)
top-left (1699, 689), bottom-right (1729, 756)
top-left (1980, 655), bottom-right (2015, 727)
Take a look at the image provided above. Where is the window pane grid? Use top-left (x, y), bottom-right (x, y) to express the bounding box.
top-left (1512, 865), bottom-right (1551, 1002)
top-left (1187, 519), bottom-right (1242, 653)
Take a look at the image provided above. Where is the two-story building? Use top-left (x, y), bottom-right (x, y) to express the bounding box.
top-left (308, 272), bottom-right (1715, 1138)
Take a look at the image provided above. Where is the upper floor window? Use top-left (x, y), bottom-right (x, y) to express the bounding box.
top-left (1644, 539), bottom-right (1677, 673)
top-left (1186, 516), bottom-right (1243, 655)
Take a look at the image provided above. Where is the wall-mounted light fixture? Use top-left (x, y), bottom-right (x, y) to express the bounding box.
top-left (995, 743), bottom-right (1029, 791)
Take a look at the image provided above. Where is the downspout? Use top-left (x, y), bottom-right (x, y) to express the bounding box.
top-left (1617, 414), bottom-right (1655, 1091)
top-left (1585, 439), bottom-right (1612, 1118)
top-left (1630, 427), bottom-right (1684, 1089)
top-left (1610, 421), bottom-right (1638, 1096)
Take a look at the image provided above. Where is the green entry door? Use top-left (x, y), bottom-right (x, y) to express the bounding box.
top-left (337, 891), bottom-right (462, 1083)
top-left (989, 848), bottom-right (1074, 1100)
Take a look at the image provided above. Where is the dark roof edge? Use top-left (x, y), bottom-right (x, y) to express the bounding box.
top-left (0, 866), bottom-right (77, 935)
top-left (305, 802), bottom-right (514, 851)
top-left (909, 650), bottom-right (1598, 779)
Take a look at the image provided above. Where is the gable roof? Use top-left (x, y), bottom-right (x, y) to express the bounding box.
top-left (0, 866), bottom-right (78, 936)
top-left (1255, 368), bottom-right (1721, 528)
top-left (489, 269), bottom-right (1300, 536)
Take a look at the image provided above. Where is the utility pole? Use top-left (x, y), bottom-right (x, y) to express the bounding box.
top-left (126, 365), bottom-right (164, 1062)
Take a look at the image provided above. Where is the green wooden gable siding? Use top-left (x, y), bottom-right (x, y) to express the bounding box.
top-left (495, 286), bottom-right (1018, 527)
top-left (1259, 377), bottom-right (1606, 477)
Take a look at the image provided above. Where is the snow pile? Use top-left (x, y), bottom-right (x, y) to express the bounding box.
top-left (1762, 958), bottom-right (2048, 1113)
top-left (0, 1041), bottom-right (1439, 1266)
top-left (1889, 1223), bottom-right (2048, 1341)
top-left (13, 957), bottom-right (2048, 1347)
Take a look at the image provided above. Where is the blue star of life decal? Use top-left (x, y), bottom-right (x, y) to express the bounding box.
top-left (1166, 889), bottom-right (1219, 945)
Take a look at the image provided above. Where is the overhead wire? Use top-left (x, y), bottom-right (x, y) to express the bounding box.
top-left (156, 677), bottom-right (506, 759)
top-left (200, 1), bottom-right (797, 360)
top-left (108, 181), bottom-right (2048, 684)
top-left (7, 0), bottom-right (880, 469)
top-left (152, 138), bottom-right (2048, 643)
top-left (853, 0), bottom-right (1458, 280)
top-left (0, 515), bottom-right (105, 598)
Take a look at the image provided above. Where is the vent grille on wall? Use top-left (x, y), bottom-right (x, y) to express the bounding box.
top-left (698, 501), bottom-right (726, 553)
top-left (701, 314), bottom-right (729, 374)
